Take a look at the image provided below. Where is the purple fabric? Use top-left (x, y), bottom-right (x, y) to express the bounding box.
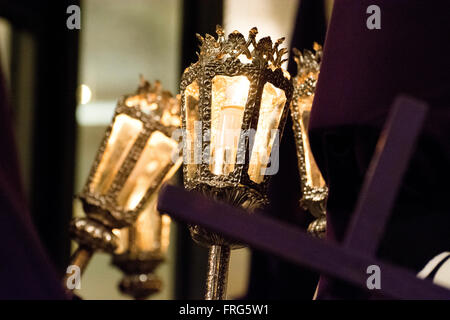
top-left (310, 0), bottom-right (450, 298)
top-left (311, 0), bottom-right (450, 129)
top-left (0, 64), bottom-right (67, 299)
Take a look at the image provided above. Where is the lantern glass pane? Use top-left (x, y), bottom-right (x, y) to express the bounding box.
top-left (132, 192), bottom-right (171, 253)
top-left (210, 75), bottom-right (250, 175)
top-left (184, 81), bottom-right (200, 179)
top-left (90, 114), bottom-right (143, 195)
top-left (117, 130), bottom-right (178, 210)
top-left (296, 94), bottom-right (326, 188)
top-left (113, 192), bottom-right (171, 255)
top-left (248, 82), bottom-right (286, 183)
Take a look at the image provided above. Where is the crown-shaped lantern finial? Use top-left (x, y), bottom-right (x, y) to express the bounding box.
top-left (124, 75), bottom-right (181, 127)
top-left (194, 25), bottom-right (288, 69)
top-left (292, 43), bottom-right (322, 97)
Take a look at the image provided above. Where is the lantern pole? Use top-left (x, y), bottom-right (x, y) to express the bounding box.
top-left (205, 245), bottom-right (231, 300)
top-left (62, 245), bottom-right (93, 290)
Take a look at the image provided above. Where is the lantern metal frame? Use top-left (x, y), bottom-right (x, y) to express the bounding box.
top-left (290, 44), bottom-right (328, 237)
top-left (79, 99), bottom-right (179, 228)
top-left (181, 34), bottom-right (293, 198)
top-left (179, 26), bottom-right (294, 299)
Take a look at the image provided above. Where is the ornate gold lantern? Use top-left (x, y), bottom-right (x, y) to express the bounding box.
top-left (65, 77), bottom-right (181, 289)
top-left (290, 44), bottom-right (328, 238)
top-left (180, 25), bottom-right (293, 299)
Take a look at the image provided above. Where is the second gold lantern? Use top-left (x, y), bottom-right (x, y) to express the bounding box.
top-left (290, 44), bottom-right (328, 238)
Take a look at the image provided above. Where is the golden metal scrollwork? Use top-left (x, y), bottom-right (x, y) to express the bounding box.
top-left (290, 44), bottom-right (328, 238)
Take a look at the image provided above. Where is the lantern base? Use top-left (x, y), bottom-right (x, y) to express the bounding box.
top-left (118, 273), bottom-right (162, 300)
top-left (112, 252), bottom-right (164, 300)
top-left (307, 216), bottom-right (327, 238)
top-left (186, 184), bottom-right (267, 300)
top-left (299, 186), bottom-right (328, 219)
top-left (188, 184), bottom-right (267, 248)
top-left (187, 184), bottom-right (268, 209)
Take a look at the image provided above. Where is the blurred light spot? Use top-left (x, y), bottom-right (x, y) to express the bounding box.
top-left (79, 84), bottom-right (92, 105)
top-left (76, 101), bottom-right (116, 125)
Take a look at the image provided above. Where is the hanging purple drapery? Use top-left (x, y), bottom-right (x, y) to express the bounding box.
top-left (0, 63), bottom-right (67, 299)
top-left (309, 0), bottom-right (450, 299)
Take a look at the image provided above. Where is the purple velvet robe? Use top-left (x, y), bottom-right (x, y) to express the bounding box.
top-left (0, 65), bottom-right (67, 299)
top-left (310, 0), bottom-right (450, 298)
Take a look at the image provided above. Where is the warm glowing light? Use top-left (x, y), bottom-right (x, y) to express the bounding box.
top-left (248, 83), bottom-right (286, 183)
top-left (282, 68), bottom-right (291, 80)
top-left (210, 76), bottom-right (250, 175)
top-left (238, 55), bottom-right (252, 64)
top-left (184, 81), bottom-right (200, 179)
top-left (160, 214), bottom-right (171, 253)
top-left (117, 189), bottom-right (173, 255)
top-left (141, 102), bottom-right (158, 114)
top-left (133, 194), bottom-right (158, 252)
top-left (112, 228), bottom-right (128, 255)
top-left (297, 95), bottom-right (326, 189)
top-left (161, 109), bottom-right (182, 127)
top-left (117, 131), bottom-right (179, 210)
top-left (90, 114), bottom-right (143, 195)
top-left (79, 84), bottom-right (92, 105)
